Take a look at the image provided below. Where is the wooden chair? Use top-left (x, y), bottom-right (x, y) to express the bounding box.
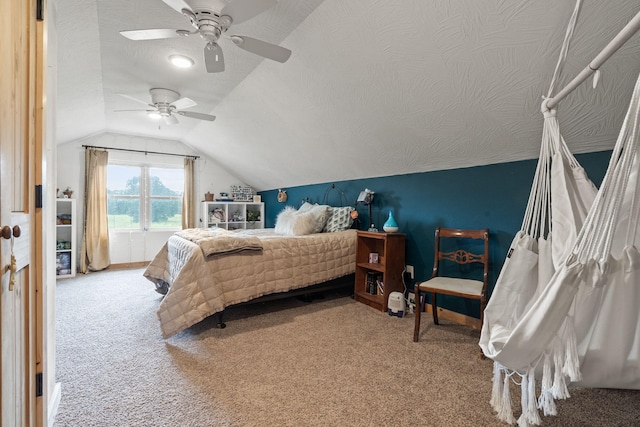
top-left (413, 227), bottom-right (489, 342)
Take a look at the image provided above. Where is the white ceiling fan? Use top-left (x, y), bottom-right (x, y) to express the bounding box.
top-left (115, 88), bottom-right (216, 125)
top-left (120, 0), bottom-right (292, 73)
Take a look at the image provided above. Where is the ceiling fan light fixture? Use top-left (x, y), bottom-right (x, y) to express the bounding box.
top-left (169, 54), bottom-right (194, 68)
top-left (147, 111), bottom-right (162, 120)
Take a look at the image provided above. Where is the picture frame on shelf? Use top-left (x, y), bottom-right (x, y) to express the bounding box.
top-left (231, 185), bottom-right (254, 202)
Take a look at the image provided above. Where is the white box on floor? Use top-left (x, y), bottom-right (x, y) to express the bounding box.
top-left (387, 291), bottom-right (405, 317)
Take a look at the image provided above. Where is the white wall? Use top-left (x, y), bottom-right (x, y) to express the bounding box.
top-left (57, 132), bottom-right (246, 265)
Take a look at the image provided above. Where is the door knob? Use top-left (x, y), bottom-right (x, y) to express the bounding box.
top-left (1, 225), bottom-right (19, 290)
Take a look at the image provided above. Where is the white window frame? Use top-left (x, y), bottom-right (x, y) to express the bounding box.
top-left (107, 162), bottom-right (183, 232)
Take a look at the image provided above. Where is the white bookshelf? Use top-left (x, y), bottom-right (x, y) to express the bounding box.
top-left (56, 198), bottom-right (76, 278)
top-left (201, 201), bottom-right (264, 230)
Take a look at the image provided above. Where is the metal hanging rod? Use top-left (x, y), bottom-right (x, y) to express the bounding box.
top-left (82, 145), bottom-right (199, 160)
top-left (544, 10), bottom-right (640, 110)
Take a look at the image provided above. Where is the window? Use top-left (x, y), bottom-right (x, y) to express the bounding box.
top-left (107, 164), bottom-right (183, 231)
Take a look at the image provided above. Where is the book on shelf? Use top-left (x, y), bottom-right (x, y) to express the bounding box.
top-left (365, 272), bottom-right (383, 295)
top-left (376, 278), bottom-right (384, 297)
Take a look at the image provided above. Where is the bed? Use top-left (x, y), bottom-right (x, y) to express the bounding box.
top-left (144, 214), bottom-right (358, 338)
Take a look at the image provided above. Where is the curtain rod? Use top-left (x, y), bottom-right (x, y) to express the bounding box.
top-left (82, 145), bottom-right (200, 160)
top-left (545, 10), bottom-right (640, 110)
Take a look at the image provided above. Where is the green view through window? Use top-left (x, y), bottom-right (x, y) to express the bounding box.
top-left (107, 164), bottom-right (183, 230)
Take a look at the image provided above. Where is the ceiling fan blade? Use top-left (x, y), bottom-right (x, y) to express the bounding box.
top-left (117, 93), bottom-right (153, 107)
top-left (221, 0), bottom-right (278, 25)
top-left (120, 29), bottom-right (182, 41)
top-left (176, 111), bottom-right (216, 121)
top-left (164, 115), bottom-right (179, 125)
top-left (161, 0), bottom-right (192, 14)
top-left (204, 44), bottom-right (225, 73)
top-left (230, 35), bottom-right (291, 63)
top-left (173, 97), bottom-right (197, 110)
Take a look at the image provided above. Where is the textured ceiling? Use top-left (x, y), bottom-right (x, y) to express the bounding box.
top-left (55, 0), bottom-right (640, 191)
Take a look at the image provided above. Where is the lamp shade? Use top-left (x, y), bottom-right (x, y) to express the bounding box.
top-left (357, 189), bottom-right (374, 205)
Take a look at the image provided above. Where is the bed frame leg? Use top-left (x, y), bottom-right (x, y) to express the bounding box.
top-left (213, 311), bottom-right (226, 329)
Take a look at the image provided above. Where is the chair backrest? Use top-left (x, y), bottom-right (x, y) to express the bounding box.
top-left (432, 227), bottom-right (489, 289)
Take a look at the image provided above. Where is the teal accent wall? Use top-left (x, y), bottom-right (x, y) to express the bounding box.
top-left (259, 151), bottom-right (611, 318)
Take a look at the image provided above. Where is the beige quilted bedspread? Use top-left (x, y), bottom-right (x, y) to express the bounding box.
top-left (175, 227), bottom-right (263, 256)
top-left (143, 228), bottom-right (357, 338)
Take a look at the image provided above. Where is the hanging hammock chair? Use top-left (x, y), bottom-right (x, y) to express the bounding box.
top-left (479, 2), bottom-right (640, 425)
top-left (481, 68), bottom-right (640, 426)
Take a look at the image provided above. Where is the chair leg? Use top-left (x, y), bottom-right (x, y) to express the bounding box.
top-left (479, 297), bottom-right (487, 359)
top-left (413, 289), bottom-right (422, 342)
top-left (431, 293), bottom-right (439, 325)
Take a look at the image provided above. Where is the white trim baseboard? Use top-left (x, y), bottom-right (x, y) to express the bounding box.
top-left (48, 382), bottom-right (62, 427)
top-left (424, 305), bottom-right (481, 330)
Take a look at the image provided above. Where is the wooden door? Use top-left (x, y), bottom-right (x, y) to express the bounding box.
top-left (1, 0), bottom-right (40, 425)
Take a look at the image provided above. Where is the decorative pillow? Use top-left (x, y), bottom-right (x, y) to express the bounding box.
top-left (297, 202), bottom-right (331, 233)
top-left (324, 206), bottom-right (355, 232)
top-left (274, 206), bottom-right (322, 236)
top-left (298, 202), bottom-right (314, 212)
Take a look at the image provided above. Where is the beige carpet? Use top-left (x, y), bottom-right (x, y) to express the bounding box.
top-left (54, 268), bottom-right (640, 426)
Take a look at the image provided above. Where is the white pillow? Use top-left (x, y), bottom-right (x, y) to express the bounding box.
top-left (297, 203), bottom-right (331, 233)
top-left (274, 206), bottom-right (318, 236)
top-left (298, 202), bottom-right (314, 212)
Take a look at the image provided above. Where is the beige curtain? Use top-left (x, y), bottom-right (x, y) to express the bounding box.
top-left (80, 148), bottom-right (111, 273)
top-left (182, 157), bottom-right (195, 229)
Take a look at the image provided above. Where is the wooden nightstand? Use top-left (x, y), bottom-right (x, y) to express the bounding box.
top-left (354, 231), bottom-right (406, 312)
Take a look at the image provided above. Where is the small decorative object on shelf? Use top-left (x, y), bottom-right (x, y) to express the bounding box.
top-left (56, 214), bottom-right (72, 225)
top-left (56, 252), bottom-right (72, 276)
top-left (204, 191), bottom-right (214, 201)
top-left (209, 208), bottom-right (225, 223)
top-left (369, 252), bottom-right (379, 263)
top-left (230, 185), bottom-right (254, 202)
top-left (383, 210), bottom-right (399, 232)
top-left (247, 210), bottom-right (261, 222)
top-left (216, 192), bottom-right (233, 201)
top-left (62, 186), bottom-right (73, 198)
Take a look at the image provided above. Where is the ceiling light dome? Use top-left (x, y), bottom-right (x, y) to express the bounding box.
top-left (169, 54), bottom-right (194, 68)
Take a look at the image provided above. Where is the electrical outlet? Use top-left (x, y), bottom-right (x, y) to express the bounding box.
top-left (406, 265), bottom-right (414, 279)
top-left (407, 292), bottom-right (416, 314)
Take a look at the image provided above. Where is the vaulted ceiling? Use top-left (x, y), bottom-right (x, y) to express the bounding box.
top-left (55, 0), bottom-right (640, 191)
